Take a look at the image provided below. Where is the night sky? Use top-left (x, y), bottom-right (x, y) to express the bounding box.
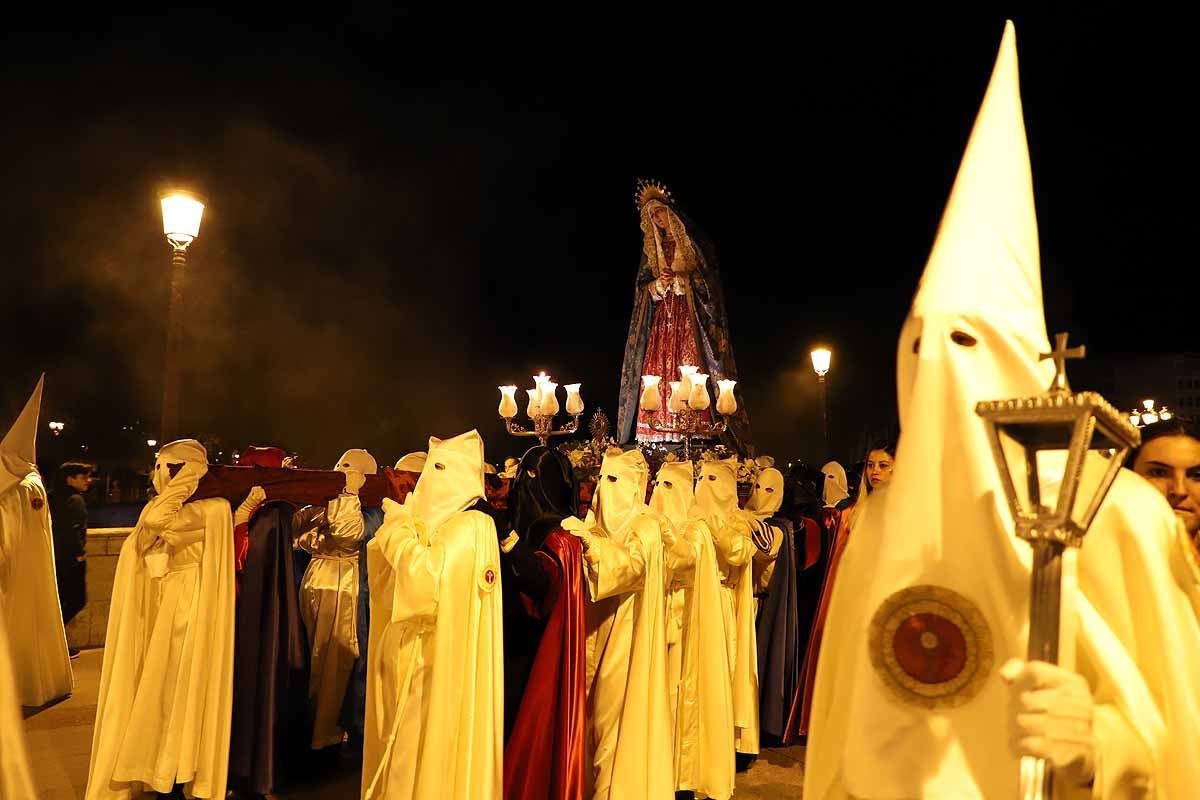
top-left (1, 6), bottom-right (1192, 471)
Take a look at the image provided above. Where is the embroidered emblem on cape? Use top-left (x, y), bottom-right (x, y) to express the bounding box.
top-left (479, 564), bottom-right (498, 593)
top-left (31, 496), bottom-right (43, 510)
top-left (868, 584), bottom-right (993, 709)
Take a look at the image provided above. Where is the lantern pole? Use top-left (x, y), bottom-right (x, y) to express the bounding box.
top-left (976, 332), bottom-right (1139, 800)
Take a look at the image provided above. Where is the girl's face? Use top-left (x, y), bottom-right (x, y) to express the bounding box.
top-left (1133, 434), bottom-right (1200, 534)
top-left (866, 449), bottom-right (895, 488)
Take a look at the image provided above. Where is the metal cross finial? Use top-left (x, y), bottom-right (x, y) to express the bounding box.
top-left (1039, 332), bottom-right (1086, 393)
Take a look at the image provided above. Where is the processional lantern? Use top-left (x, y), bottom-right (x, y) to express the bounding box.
top-left (975, 332), bottom-right (1139, 799)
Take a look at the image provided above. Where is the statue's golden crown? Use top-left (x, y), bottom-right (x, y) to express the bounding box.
top-left (635, 178), bottom-right (673, 212)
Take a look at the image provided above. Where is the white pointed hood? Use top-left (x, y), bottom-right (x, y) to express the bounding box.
top-left (0, 375), bottom-right (43, 497)
top-left (151, 438), bottom-right (209, 496)
top-left (593, 447), bottom-right (650, 539)
top-left (820, 462), bottom-right (849, 508)
top-left (649, 460), bottom-right (695, 526)
top-left (408, 430), bottom-right (486, 532)
top-left (334, 448), bottom-right (378, 476)
top-left (807, 22), bottom-right (1053, 799)
top-left (691, 456), bottom-right (739, 525)
top-left (745, 467), bottom-right (784, 517)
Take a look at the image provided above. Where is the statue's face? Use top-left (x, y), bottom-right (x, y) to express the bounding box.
top-left (651, 206), bottom-right (669, 229)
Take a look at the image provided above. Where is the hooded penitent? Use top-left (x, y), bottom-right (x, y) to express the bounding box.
top-left (747, 467), bottom-right (800, 742)
top-left (502, 445), bottom-right (579, 734)
top-left (87, 439), bottom-right (235, 800)
top-left (563, 447), bottom-right (672, 800)
top-left (227, 444), bottom-right (309, 797)
top-left (510, 445), bottom-right (579, 547)
top-left (820, 462), bottom-right (849, 508)
top-left (747, 466), bottom-right (787, 589)
top-left (0, 374), bottom-right (73, 707)
top-left (503, 446), bottom-right (588, 800)
top-left (692, 456), bottom-right (763, 756)
top-left (651, 460), bottom-right (735, 799)
top-left (362, 429), bottom-right (502, 800)
top-left (805, 22), bottom-right (1200, 799)
top-left (296, 448), bottom-right (376, 750)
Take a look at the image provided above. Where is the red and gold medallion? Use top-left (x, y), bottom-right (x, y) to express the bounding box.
top-left (31, 496), bottom-right (44, 511)
top-left (868, 584), bottom-right (993, 709)
top-left (479, 564), bottom-right (498, 593)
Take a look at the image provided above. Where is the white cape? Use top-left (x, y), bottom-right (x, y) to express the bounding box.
top-left (0, 609), bottom-right (35, 798)
top-left (362, 502), bottom-right (503, 800)
top-left (0, 471), bottom-right (72, 706)
top-left (85, 496), bottom-right (234, 800)
top-left (568, 509), bottom-right (674, 800)
top-left (671, 517), bottom-right (735, 799)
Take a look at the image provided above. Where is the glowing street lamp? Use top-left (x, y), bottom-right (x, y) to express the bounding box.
top-left (48, 421), bottom-right (65, 436)
top-left (146, 439), bottom-right (157, 448)
top-left (159, 191), bottom-right (205, 442)
top-left (811, 347), bottom-right (832, 455)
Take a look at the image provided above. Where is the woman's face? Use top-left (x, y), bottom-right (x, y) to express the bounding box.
top-left (66, 471), bottom-right (94, 493)
top-left (651, 206), bottom-right (669, 230)
top-left (865, 449), bottom-right (895, 489)
top-left (1133, 434), bottom-right (1200, 534)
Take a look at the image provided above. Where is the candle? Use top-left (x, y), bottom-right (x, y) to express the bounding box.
top-left (540, 382), bottom-right (560, 416)
top-left (687, 373), bottom-right (710, 411)
top-left (565, 383), bottom-right (584, 415)
top-left (640, 375), bottom-right (662, 412)
top-left (526, 388), bottom-right (540, 418)
top-left (716, 379), bottom-right (738, 415)
top-left (668, 380), bottom-right (685, 413)
top-left (679, 364), bottom-right (698, 397)
top-left (533, 372), bottom-right (550, 404)
top-left (498, 385), bottom-right (518, 419)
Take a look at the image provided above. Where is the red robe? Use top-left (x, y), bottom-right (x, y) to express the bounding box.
top-left (785, 506), bottom-right (848, 741)
top-left (504, 531), bottom-right (587, 800)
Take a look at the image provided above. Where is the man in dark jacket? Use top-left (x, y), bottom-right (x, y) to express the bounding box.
top-left (50, 461), bottom-right (93, 657)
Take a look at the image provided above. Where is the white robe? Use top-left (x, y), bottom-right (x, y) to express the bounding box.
top-left (85, 493), bottom-right (234, 800)
top-left (569, 511), bottom-right (673, 800)
top-left (0, 471), bottom-right (72, 706)
top-left (362, 504), bottom-right (502, 800)
top-left (0, 610), bottom-right (35, 799)
top-left (298, 493), bottom-right (366, 748)
top-left (805, 470), bottom-right (1200, 799)
top-left (666, 517), bottom-right (735, 799)
top-left (705, 510), bottom-right (760, 756)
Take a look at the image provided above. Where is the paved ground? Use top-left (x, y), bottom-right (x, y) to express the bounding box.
top-left (24, 648), bottom-right (805, 798)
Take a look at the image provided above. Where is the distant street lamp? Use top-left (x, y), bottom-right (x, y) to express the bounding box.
top-left (159, 191), bottom-right (205, 443)
top-left (811, 347), bottom-right (832, 455)
top-left (146, 439), bottom-right (158, 448)
top-left (48, 421), bottom-right (65, 436)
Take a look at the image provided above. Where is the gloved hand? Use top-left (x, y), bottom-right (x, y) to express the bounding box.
top-left (342, 469), bottom-right (366, 496)
top-left (1001, 658), bottom-right (1095, 787)
top-left (234, 485), bottom-right (267, 527)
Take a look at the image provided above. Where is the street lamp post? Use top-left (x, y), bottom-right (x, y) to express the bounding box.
top-left (159, 192), bottom-right (205, 443)
top-left (811, 347), bottom-right (832, 456)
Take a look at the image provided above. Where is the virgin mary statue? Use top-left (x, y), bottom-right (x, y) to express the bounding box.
top-left (617, 179), bottom-right (751, 452)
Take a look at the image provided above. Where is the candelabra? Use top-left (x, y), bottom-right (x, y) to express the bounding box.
top-left (1128, 398), bottom-right (1173, 428)
top-left (499, 373), bottom-right (585, 447)
top-left (640, 367), bottom-right (739, 461)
